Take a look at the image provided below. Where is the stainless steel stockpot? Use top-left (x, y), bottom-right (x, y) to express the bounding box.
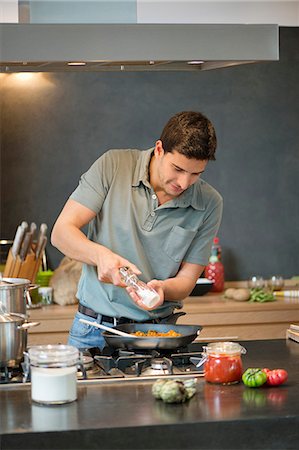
top-left (0, 277), bottom-right (37, 314)
top-left (0, 313), bottom-right (39, 367)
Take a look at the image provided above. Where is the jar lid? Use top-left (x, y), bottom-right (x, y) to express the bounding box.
top-left (28, 344), bottom-right (79, 367)
top-left (204, 341), bottom-right (246, 356)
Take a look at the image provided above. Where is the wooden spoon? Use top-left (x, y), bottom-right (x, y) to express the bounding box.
top-left (79, 318), bottom-right (134, 338)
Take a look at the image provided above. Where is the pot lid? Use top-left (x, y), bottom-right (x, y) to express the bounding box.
top-left (0, 278), bottom-right (30, 289)
top-left (0, 312), bottom-right (26, 323)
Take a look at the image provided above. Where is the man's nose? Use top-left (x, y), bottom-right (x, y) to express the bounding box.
top-left (178, 173), bottom-right (192, 190)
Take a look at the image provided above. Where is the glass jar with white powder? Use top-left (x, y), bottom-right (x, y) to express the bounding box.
top-left (119, 266), bottom-right (160, 308)
top-left (27, 345), bottom-right (80, 405)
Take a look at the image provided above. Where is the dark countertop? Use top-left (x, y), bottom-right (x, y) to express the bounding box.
top-left (1, 339), bottom-right (299, 450)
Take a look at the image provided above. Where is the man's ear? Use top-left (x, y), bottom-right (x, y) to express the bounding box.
top-left (154, 140), bottom-right (164, 158)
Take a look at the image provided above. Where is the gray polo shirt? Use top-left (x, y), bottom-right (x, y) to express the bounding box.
top-left (70, 148), bottom-right (223, 321)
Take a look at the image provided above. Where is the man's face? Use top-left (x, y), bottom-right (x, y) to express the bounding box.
top-left (154, 143), bottom-right (208, 198)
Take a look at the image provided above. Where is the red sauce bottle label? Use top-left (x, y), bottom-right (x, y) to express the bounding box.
top-left (205, 261), bottom-right (224, 292)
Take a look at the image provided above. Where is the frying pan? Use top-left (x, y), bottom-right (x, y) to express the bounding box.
top-left (101, 323), bottom-right (202, 350)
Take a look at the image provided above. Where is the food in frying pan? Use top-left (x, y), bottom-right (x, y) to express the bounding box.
top-left (132, 329), bottom-right (182, 337)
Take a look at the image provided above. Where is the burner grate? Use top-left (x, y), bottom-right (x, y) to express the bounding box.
top-left (0, 344), bottom-right (205, 385)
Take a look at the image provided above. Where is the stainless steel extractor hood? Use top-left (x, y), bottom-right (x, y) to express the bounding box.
top-left (0, 23), bottom-right (279, 72)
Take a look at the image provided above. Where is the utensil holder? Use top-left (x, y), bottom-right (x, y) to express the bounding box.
top-left (3, 246), bottom-right (44, 283)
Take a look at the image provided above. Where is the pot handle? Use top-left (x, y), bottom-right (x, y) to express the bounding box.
top-left (77, 356), bottom-right (87, 380)
top-left (28, 284), bottom-right (39, 291)
top-left (23, 352), bottom-right (30, 382)
top-left (18, 321), bottom-right (40, 330)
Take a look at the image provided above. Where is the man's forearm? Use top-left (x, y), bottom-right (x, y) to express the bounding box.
top-left (51, 222), bottom-right (102, 266)
top-left (161, 278), bottom-right (193, 301)
top-left (156, 262), bottom-right (205, 302)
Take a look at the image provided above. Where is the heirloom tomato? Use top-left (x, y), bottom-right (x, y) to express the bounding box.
top-left (262, 368), bottom-right (288, 386)
top-left (242, 368), bottom-right (267, 388)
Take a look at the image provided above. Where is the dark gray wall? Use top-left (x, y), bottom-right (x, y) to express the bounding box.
top-left (1, 28), bottom-right (299, 281)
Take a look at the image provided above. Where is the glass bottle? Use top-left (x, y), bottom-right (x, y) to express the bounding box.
top-left (119, 266), bottom-right (160, 308)
top-left (212, 236), bottom-right (222, 260)
top-left (205, 247), bottom-right (225, 292)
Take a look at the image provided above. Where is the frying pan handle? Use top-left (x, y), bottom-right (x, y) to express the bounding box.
top-left (159, 312), bottom-right (186, 324)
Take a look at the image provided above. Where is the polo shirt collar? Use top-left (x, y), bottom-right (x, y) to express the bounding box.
top-left (132, 148), bottom-right (154, 188)
top-left (169, 182), bottom-right (205, 210)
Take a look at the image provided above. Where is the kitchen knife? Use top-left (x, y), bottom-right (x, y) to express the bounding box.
top-left (11, 225), bottom-right (26, 259)
top-left (19, 231), bottom-right (33, 262)
top-left (31, 236), bottom-right (48, 281)
top-left (35, 223), bottom-right (48, 260)
top-left (20, 221), bottom-right (28, 230)
top-left (30, 222), bottom-right (37, 239)
top-left (36, 236), bottom-right (47, 261)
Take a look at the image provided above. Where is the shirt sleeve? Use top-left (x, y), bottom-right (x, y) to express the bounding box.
top-left (69, 150), bottom-right (117, 213)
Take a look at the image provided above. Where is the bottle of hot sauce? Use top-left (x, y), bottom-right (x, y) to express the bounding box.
top-left (205, 246), bottom-right (225, 292)
top-left (212, 236), bottom-right (222, 261)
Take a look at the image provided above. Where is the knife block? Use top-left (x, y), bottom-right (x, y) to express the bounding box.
top-left (3, 246), bottom-right (43, 282)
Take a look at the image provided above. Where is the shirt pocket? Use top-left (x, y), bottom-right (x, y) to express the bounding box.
top-left (164, 226), bottom-right (197, 263)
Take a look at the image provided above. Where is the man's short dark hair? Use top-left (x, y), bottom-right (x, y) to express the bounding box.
top-left (160, 111), bottom-right (217, 160)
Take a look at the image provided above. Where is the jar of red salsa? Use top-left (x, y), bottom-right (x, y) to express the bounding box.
top-left (203, 342), bottom-right (246, 385)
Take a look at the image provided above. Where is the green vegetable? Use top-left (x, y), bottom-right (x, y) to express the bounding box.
top-left (160, 380), bottom-right (186, 403)
top-left (185, 386), bottom-right (197, 400)
top-left (152, 378), bottom-right (197, 403)
top-left (183, 378), bottom-right (197, 400)
top-left (242, 368), bottom-right (267, 387)
top-left (152, 379), bottom-right (168, 399)
top-left (249, 288), bottom-right (276, 303)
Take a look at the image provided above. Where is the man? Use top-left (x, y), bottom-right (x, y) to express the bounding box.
top-left (51, 111), bottom-right (223, 349)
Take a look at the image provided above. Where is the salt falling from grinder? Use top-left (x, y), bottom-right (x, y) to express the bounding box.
top-left (119, 266), bottom-right (160, 308)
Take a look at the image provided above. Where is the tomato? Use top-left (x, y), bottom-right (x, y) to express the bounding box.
top-left (262, 368), bottom-right (288, 386)
top-left (242, 368), bottom-right (267, 388)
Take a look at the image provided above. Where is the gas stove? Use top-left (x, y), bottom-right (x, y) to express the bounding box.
top-left (79, 344), bottom-right (205, 381)
top-left (0, 343), bottom-right (205, 388)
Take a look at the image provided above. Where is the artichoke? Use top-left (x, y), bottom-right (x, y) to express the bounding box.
top-left (185, 387), bottom-right (197, 400)
top-left (152, 379), bottom-right (168, 399)
top-left (183, 378), bottom-right (197, 400)
top-left (160, 380), bottom-right (187, 403)
top-left (152, 378), bottom-right (197, 403)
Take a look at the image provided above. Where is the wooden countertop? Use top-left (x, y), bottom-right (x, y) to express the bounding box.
top-left (27, 281), bottom-right (299, 344)
top-left (27, 293), bottom-right (299, 319)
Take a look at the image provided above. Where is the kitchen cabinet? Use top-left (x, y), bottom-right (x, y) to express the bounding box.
top-left (27, 282), bottom-right (299, 345)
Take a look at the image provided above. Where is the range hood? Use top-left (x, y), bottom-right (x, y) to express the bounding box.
top-left (0, 23), bottom-right (279, 72)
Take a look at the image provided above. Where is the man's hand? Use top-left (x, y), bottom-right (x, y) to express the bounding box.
top-left (95, 246), bottom-right (141, 286)
top-left (126, 279), bottom-right (164, 311)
